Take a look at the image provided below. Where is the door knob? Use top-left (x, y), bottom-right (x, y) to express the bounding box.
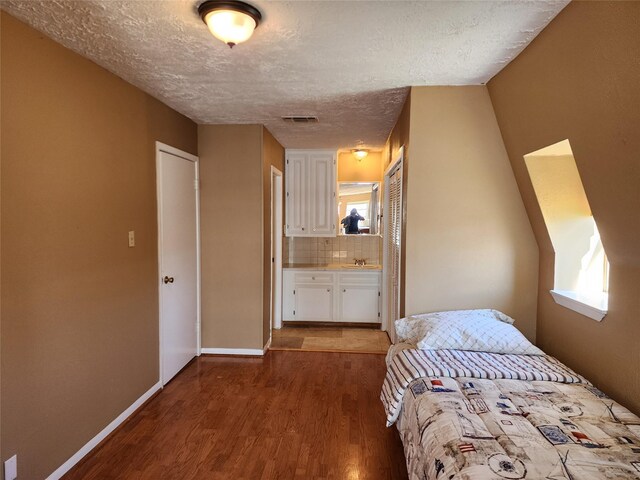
top-left (163, 276), bottom-right (174, 284)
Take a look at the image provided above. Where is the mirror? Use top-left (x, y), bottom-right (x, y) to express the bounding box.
top-left (337, 182), bottom-right (380, 235)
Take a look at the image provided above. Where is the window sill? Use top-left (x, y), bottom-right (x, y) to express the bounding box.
top-left (549, 290), bottom-right (608, 322)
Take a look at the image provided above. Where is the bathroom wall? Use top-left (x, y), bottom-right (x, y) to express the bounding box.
top-left (337, 151), bottom-right (383, 182)
top-left (284, 236), bottom-right (381, 266)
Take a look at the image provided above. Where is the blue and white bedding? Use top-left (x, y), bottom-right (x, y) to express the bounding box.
top-left (382, 347), bottom-right (640, 479)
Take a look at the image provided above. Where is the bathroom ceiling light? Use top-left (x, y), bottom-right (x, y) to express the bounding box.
top-left (352, 149), bottom-right (369, 160)
top-left (198, 0), bottom-right (262, 48)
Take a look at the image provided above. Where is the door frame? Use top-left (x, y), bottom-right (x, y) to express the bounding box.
top-left (270, 166), bottom-right (284, 334)
top-left (381, 146), bottom-right (404, 339)
top-left (155, 141), bottom-right (201, 386)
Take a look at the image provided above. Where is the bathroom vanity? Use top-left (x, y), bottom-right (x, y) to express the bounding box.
top-left (282, 265), bottom-right (382, 324)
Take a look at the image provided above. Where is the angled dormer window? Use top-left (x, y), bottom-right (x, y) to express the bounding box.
top-left (524, 140), bottom-right (608, 321)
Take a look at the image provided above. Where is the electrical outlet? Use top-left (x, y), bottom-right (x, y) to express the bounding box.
top-left (4, 454), bottom-right (17, 480)
top-left (128, 230), bottom-right (135, 248)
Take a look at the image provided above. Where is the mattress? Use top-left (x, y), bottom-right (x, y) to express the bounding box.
top-left (382, 347), bottom-right (640, 479)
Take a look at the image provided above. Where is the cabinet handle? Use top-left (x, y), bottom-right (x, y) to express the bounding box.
top-left (343, 289), bottom-right (346, 293)
top-left (302, 227), bottom-right (305, 231)
top-left (312, 276), bottom-right (315, 280)
top-left (327, 289), bottom-right (330, 292)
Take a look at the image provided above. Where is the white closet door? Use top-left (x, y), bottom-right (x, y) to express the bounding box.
top-left (385, 163), bottom-right (403, 341)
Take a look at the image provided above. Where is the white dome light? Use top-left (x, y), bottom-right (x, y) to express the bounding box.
top-left (352, 149), bottom-right (369, 160)
top-left (198, 1), bottom-right (262, 48)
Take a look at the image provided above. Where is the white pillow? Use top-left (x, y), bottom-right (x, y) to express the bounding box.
top-left (395, 309), bottom-right (543, 355)
top-left (395, 308), bottom-right (514, 344)
top-left (394, 316), bottom-right (432, 344)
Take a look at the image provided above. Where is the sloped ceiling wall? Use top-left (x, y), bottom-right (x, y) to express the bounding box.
top-left (488, 1), bottom-right (640, 414)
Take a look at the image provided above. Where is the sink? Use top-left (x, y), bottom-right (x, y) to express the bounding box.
top-left (340, 264), bottom-right (380, 270)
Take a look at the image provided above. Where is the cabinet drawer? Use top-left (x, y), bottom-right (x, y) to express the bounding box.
top-left (294, 272), bottom-right (334, 284)
top-left (338, 272), bottom-right (381, 286)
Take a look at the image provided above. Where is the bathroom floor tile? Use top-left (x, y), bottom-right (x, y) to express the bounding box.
top-left (271, 327), bottom-right (389, 354)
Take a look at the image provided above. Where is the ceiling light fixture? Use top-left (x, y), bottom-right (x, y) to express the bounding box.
top-left (198, 0), bottom-right (262, 48)
top-left (352, 149), bottom-right (369, 161)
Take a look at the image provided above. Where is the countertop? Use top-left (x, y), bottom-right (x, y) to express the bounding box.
top-left (283, 263), bottom-right (382, 271)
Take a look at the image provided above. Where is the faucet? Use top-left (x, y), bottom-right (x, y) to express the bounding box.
top-left (354, 258), bottom-right (366, 266)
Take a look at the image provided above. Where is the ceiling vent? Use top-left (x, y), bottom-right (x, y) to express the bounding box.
top-left (281, 116), bottom-right (319, 124)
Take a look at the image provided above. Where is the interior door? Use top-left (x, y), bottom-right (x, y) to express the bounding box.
top-left (158, 147), bottom-right (198, 385)
top-left (271, 169), bottom-right (283, 330)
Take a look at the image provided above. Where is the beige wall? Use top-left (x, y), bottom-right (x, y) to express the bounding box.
top-left (199, 125), bottom-right (283, 350)
top-left (488, 1), bottom-right (640, 413)
top-left (337, 151), bottom-right (383, 182)
top-left (404, 86), bottom-right (539, 340)
top-left (262, 128), bottom-right (285, 346)
top-left (1, 12), bottom-right (197, 479)
top-left (199, 125), bottom-right (264, 350)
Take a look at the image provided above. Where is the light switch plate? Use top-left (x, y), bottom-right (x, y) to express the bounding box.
top-left (128, 231), bottom-right (135, 247)
top-left (4, 454), bottom-right (17, 480)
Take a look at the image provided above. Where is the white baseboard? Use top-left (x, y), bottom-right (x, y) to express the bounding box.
top-left (201, 347), bottom-right (266, 356)
top-left (46, 381), bottom-right (162, 480)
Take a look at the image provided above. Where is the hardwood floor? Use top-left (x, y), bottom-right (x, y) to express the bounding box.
top-left (271, 327), bottom-right (391, 354)
top-left (63, 351), bottom-right (408, 479)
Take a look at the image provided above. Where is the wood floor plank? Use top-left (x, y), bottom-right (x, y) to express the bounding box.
top-left (63, 350), bottom-right (407, 480)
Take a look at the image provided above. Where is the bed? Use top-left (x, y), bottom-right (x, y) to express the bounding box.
top-left (381, 310), bottom-right (640, 480)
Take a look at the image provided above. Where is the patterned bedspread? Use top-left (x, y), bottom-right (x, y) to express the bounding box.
top-left (381, 349), bottom-right (640, 479)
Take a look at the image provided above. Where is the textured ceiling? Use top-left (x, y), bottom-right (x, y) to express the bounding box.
top-left (1, 0), bottom-right (568, 149)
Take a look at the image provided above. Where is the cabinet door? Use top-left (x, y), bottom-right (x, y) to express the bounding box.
top-left (285, 153), bottom-right (308, 236)
top-left (339, 285), bottom-right (380, 323)
top-left (295, 285), bottom-right (333, 321)
top-left (309, 151), bottom-right (336, 236)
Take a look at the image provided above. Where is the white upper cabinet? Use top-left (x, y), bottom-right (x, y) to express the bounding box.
top-left (285, 149), bottom-right (336, 237)
top-left (308, 152), bottom-right (336, 235)
top-left (285, 152), bottom-right (308, 236)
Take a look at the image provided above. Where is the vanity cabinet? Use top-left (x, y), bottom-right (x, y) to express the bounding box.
top-left (283, 269), bottom-right (381, 323)
top-left (295, 285), bottom-right (334, 321)
top-left (285, 149), bottom-right (336, 237)
top-left (338, 273), bottom-right (381, 323)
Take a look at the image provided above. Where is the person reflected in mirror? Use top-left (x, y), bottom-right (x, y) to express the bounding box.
top-left (341, 208), bottom-right (365, 234)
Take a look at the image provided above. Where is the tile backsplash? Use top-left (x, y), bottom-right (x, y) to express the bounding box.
top-left (284, 235), bottom-right (381, 265)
